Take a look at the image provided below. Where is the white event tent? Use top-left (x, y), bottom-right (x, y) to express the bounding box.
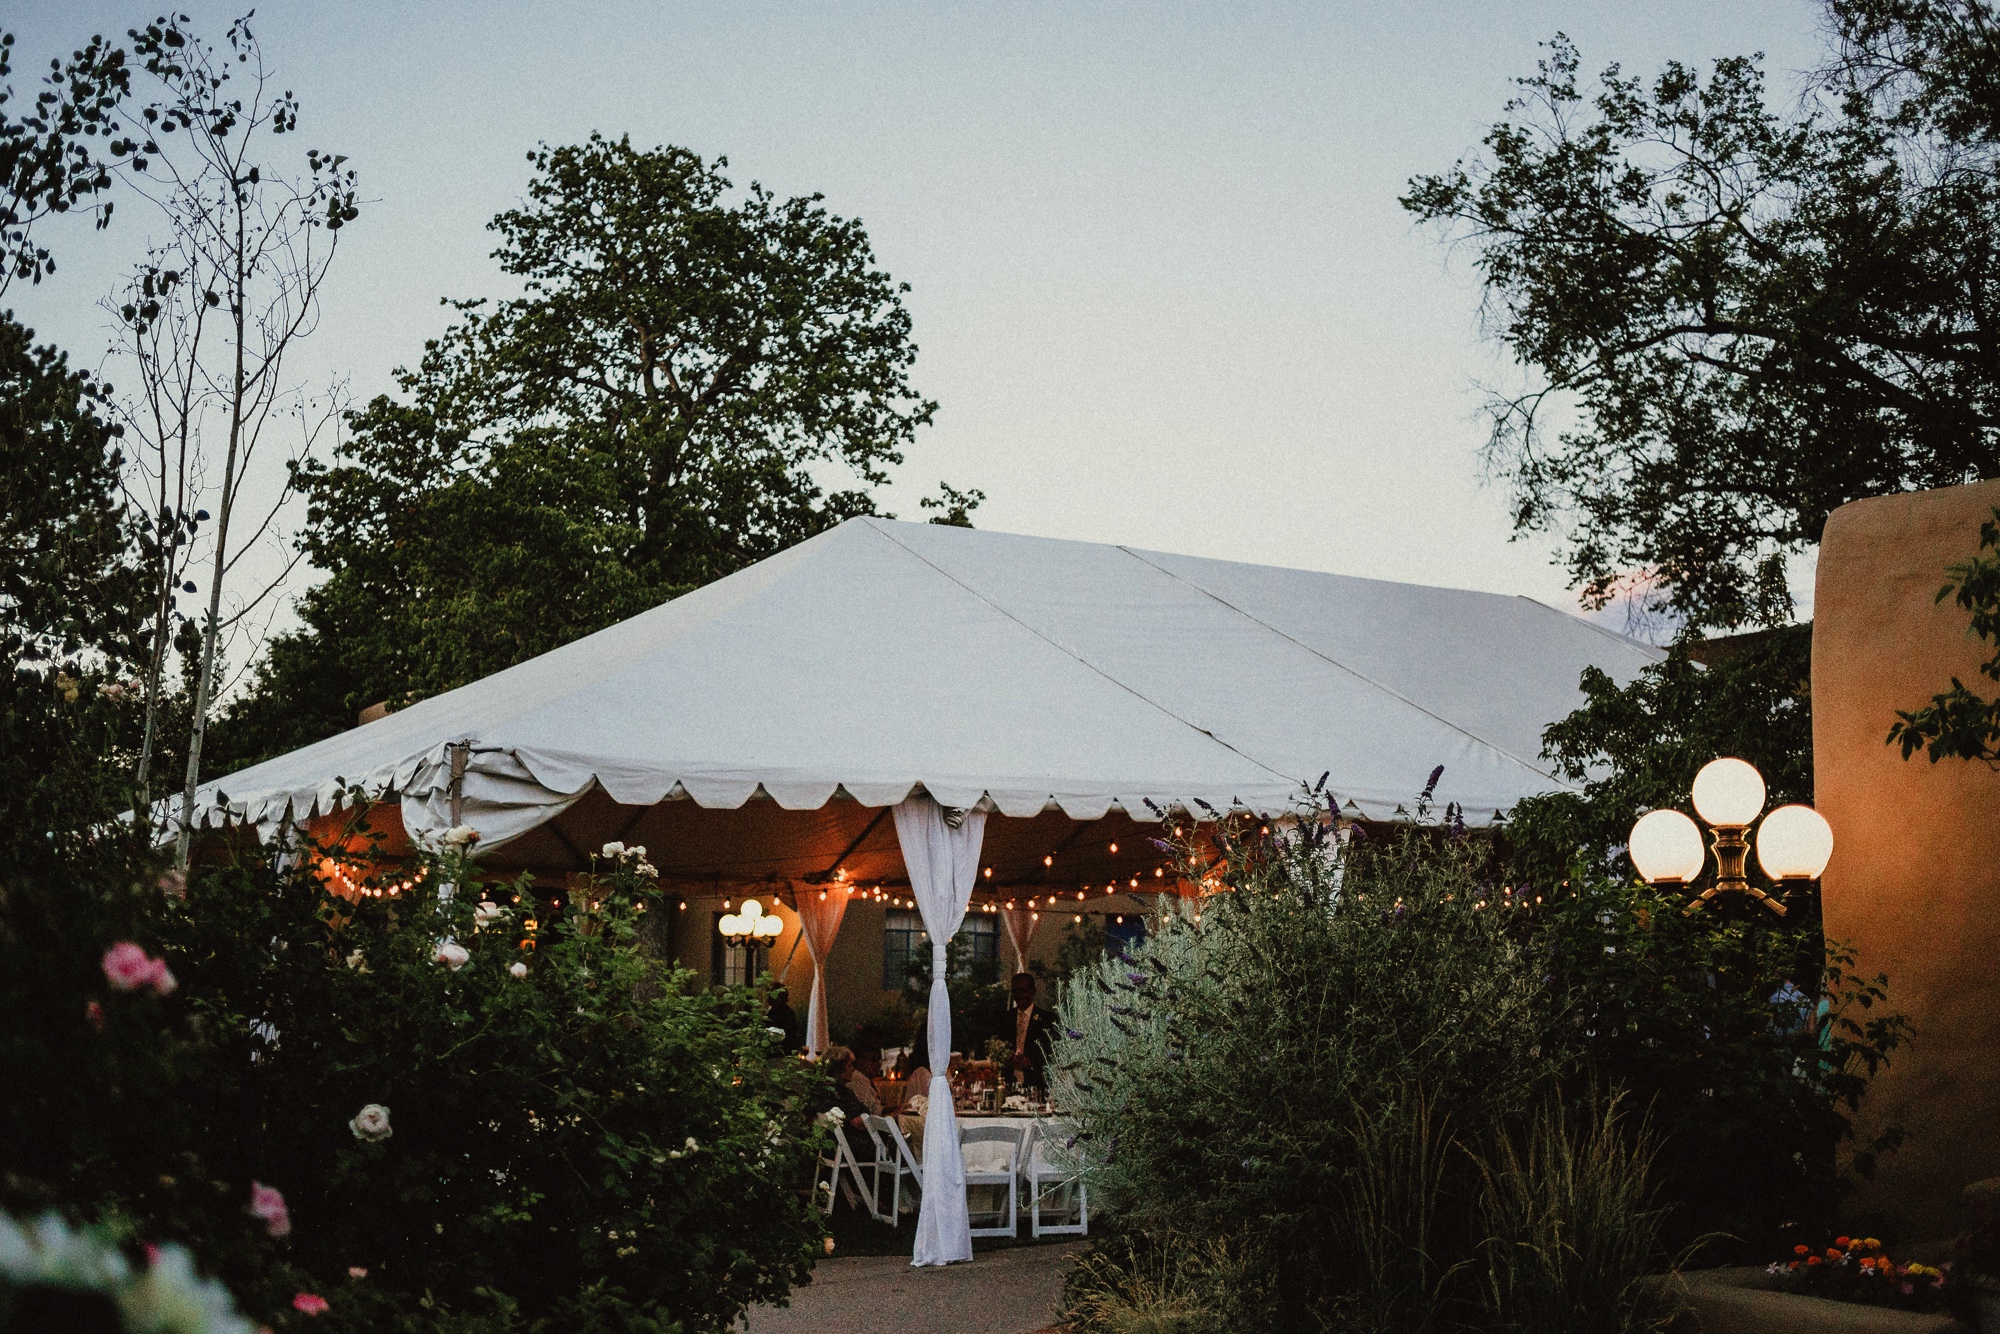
top-left (184, 516), bottom-right (1661, 1265)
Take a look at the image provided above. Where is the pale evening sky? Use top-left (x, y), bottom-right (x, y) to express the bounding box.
top-left (2, 1), bottom-right (1829, 651)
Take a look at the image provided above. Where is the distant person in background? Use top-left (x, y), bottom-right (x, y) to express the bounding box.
top-left (842, 1045), bottom-right (884, 1116)
top-left (1009, 972), bottom-right (1055, 1089)
top-left (766, 986), bottom-right (801, 1053)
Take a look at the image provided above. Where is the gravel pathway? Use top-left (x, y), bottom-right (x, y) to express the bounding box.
top-left (740, 1243), bottom-right (1082, 1334)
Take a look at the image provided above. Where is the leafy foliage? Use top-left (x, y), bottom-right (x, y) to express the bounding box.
top-left (0, 829), bottom-right (829, 1333)
top-left (1888, 504), bottom-right (2000, 767)
top-left (221, 135), bottom-right (961, 768)
top-left (1051, 814), bottom-right (1562, 1330)
top-left (1053, 790), bottom-right (1906, 1332)
top-left (0, 314), bottom-right (145, 671)
top-left (0, 26), bottom-right (131, 295)
top-left (1504, 625), bottom-right (1812, 887)
top-left (1403, 3), bottom-right (2000, 630)
top-left (1537, 876), bottom-right (1906, 1259)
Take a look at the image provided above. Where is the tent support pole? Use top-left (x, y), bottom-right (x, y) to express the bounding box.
top-left (447, 742), bottom-right (469, 827)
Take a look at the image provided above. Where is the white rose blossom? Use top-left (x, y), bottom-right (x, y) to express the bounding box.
top-left (434, 942), bottom-right (470, 971)
top-left (509, 961), bottom-right (529, 979)
top-left (349, 1103), bottom-right (393, 1142)
top-left (442, 825), bottom-right (479, 846)
top-left (473, 900), bottom-right (505, 928)
top-left (600, 841), bottom-right (626, 857)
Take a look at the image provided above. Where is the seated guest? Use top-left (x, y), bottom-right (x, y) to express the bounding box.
top-left (838, 1044), bottom-right (884, 1117)
top-left (821, 1046), bottom-right (876, 1130)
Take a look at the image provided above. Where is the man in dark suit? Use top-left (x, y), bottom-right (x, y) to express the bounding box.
top-left (1008, 972), bottom-right (1056, 1090)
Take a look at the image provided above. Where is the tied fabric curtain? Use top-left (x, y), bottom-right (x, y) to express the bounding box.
top-left (1001, 907), bottom-right (1039, 977)
top-left (893, 794), bottom-right (987, 1267)
top-left (791, 887), bottom-right (850, 1058)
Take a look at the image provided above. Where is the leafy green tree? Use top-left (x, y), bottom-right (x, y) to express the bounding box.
top-left (0, 26), bottom-right (130, 296)
top-left (1888, 504), bottom-right (2000, 766)
top-left (0, 23), bottom-right (151, 838)
top-left (1504, 626), bottom-right (1813, 887)
top-left (222, 136), bottom-right (959, 766)
top-left (1403, 1), bottom-right (2000, 632)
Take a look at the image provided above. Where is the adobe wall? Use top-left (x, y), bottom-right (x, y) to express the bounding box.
top-left (1814, 478), bottom-right (2000, 1239)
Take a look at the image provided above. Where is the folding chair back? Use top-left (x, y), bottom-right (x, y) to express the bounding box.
top-left (862, 1115), bottom-right (923, 1226)
top-left (960, 1123), bottom-right (1025, 1238)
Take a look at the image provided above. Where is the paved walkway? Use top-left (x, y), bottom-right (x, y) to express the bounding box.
top-left (740, 1243), bottom-right (1082, 1334)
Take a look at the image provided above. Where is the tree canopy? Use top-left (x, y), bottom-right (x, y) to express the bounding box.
top-left (1404, 0), bottom-right (2000, 631)
top-left (222, 135), bottom-right (959, 765)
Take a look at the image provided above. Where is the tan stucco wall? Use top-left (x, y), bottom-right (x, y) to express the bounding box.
top-left (1814, 478), bottom-right (2000, 1238)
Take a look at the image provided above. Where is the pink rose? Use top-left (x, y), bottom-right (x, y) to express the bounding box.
top-left (346, 1266), bottom-right (367, 1280)
top-left (292, 1293), bottom-right (328, 1314)
top-left (102, 943), bottom-right (176, 995)
top-left (85, 1001), bottom-right (104, 1031)
top-left (249, 1181), bottom-right (291, 1237)
top-left (103, 941), bottom-right (158, 991)
top-left (433, 942), bottom-right (469, 971)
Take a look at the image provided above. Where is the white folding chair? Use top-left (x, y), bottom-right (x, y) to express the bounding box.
top-left (961, 1123), bottom-right (1025, 1239)
top-left (861, 1115), bottom-right (924, 1226)
top-left (813, 1123), bottom-right (871, 1217)
top-left (1027, 1123), bottom-right (1089, 1237)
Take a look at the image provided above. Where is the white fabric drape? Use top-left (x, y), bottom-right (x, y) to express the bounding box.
top-left (894, 794), bottom-right (987, 1267)
top-left (791, 887), bottom-right (850, 1058)
top-left (1001, 907), bottom-right (1040, 977)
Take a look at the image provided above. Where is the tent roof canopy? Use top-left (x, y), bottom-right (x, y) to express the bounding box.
top-left (192, 517), bottom-right (1660, 850)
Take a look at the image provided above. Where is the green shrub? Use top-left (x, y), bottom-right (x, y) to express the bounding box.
top-left (1050, 804), bottom-right (1565, 1330)
top-left (1535, 873), bottom-right (1906, 1259)
top-left (1052, 786), bottom-right (1905, 1332)
top-left (1, 821), bottom-right (827, 1333)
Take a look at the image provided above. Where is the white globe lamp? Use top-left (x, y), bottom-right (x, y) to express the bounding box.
top-left (1628, 808), bottom-right (1706, 884)
top-left (1690, 758), bottom-right (1767, 828)
top-left (1755, 804), bottom-right (1834, 882)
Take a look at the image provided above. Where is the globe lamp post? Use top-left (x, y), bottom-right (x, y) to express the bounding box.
top-left (718, 898), bottom-right (784, 978)
top-left (1627, 758), bottom-right (1833, 916)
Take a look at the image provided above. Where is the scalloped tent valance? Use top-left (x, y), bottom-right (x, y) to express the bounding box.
top-left (178, 517), bottom-right (1661, 854)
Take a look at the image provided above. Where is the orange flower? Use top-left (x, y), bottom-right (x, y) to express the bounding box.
top-left (1795, 1245), bottom-right (1811, 1256)
top-left (1826, 1248), bottom-right (1844, 1261)
top-left (1836, 1236), bottom-right (1853, 1248)
top-left (1807, 1256), bottom-right (1823, 1267)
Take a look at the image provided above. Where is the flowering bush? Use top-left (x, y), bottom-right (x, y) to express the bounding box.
top-left (1770, 1236), bottom-right (1950, 1312)
top-left (1, 815), bottom-right (828, 1333)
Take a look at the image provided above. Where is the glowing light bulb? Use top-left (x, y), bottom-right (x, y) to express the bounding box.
top-left (1690, 757), bottom-right (1766, 827)
top-left (1756, 804), bottom-right (1834, 880)
top-left (1628, 809), bottom-right (1706, 884)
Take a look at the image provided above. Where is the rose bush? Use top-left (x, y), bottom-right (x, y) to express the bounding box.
top-left (0, 813), bottom-right (829, 1333)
